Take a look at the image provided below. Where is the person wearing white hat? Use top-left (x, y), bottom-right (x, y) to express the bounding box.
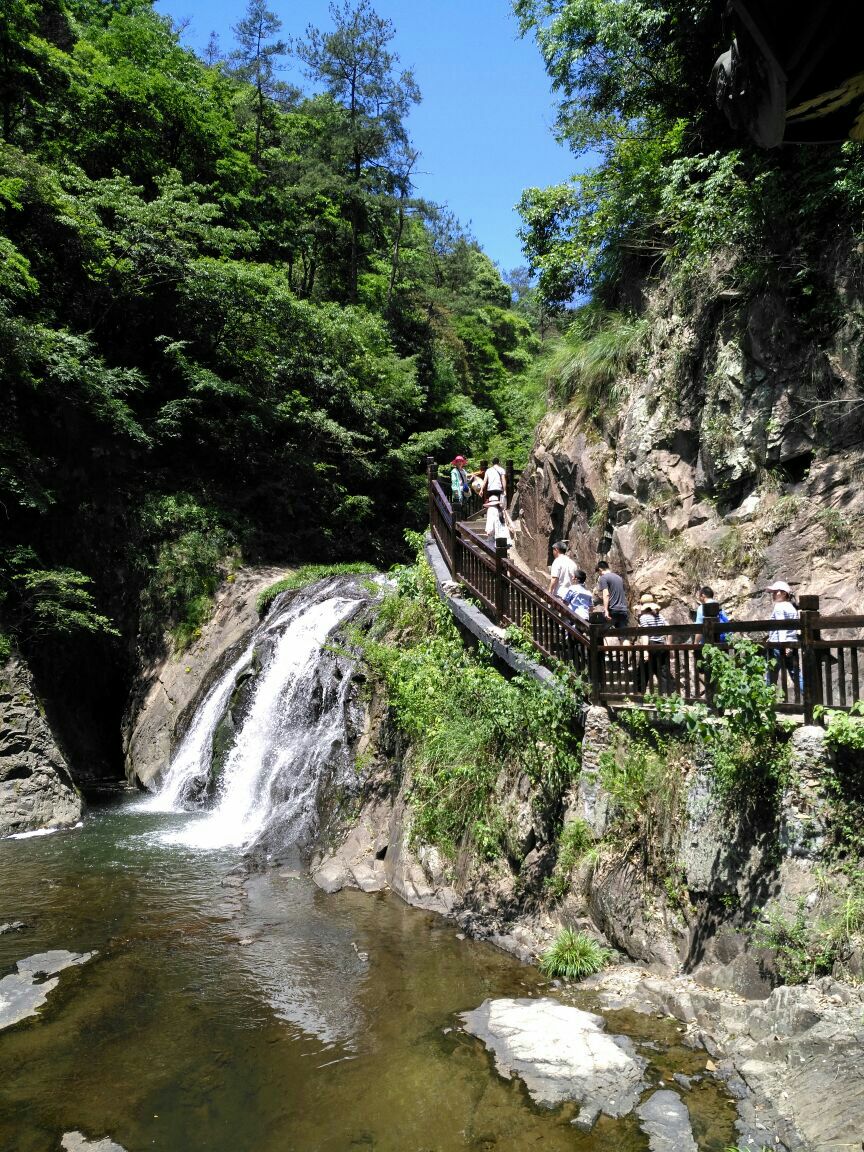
top-left (484, 494), bottom-right (501, 536)
top-left (766, 580), bottom-right (802, 690)
top-left (638, 592), bottom-right (675, 693)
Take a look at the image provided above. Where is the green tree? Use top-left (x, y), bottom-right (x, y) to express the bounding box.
top-left (296, 0), bottom-right (420, 299)
top-left (229, 0), bottom-right (291, 165)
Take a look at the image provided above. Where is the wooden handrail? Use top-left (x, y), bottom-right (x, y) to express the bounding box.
top-left (425, 461), bottom-right (864, 719)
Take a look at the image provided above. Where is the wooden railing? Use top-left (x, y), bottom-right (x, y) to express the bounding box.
top-left (426, 457), bottom-right (864, 723)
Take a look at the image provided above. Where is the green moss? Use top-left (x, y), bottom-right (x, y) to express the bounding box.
top-left (257, 564), bottom-right (378, 617)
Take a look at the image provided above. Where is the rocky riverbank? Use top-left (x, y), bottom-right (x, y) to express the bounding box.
top-left (0, 656), bottom-right (82, 837)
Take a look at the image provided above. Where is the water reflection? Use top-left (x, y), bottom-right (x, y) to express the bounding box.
top-left (0, 803), bottom-right (738, 1152)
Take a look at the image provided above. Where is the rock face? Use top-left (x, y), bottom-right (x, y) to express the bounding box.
top-left (460, 997), bottom-right (645, 1129)
top-left (0, 949), bottom-right (95, 1031)
top-left (123, 566), bottom-right (288, 789)
top-left (514, 259), bottom-right (864, 627)
top-left (0, 656), bottom-right (82, 837)
top-left (590, 964), bottom-right (864, 1152)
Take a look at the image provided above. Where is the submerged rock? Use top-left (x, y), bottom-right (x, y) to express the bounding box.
top-left (460, 997), bottom-right (645, 1126)
top-left (637, 1089), bottom-right (698, 1152)
top-left (61, 1133), bottom-right (126, 1152)
top-left (0, 949), bottom-right (95, 1031)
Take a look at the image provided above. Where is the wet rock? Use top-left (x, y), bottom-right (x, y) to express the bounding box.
top-left (460, 997), bottom-right (645, 1122)
top-left (123, 566), bottom-right (289, 789)
top-left (636, 1090), bottom-right (698, 1152)
top-left (61, 1133), bottom-right (126, 1152)
top-left (0, 656), bottom-right (82, 836)
top-left (0, 920), bottom-right (26, 934)
top-left (0, 950), bottom-right (95, 1031)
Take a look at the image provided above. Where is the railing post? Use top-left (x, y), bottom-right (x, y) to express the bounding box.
top-left (450, 499), bottom-right (459, 579)
top-left (426, 455), bottom-right (436, 531)
top-left (494, 537), bottom-right (508, 624)
top-left (701, 601), bottom-right (719, 713)
top-left (505, 458), bottom-right (515, 508)
top-left (799, 594), bottom-right (820, 724)
top-left (589, 623), bottom-right (602, 705)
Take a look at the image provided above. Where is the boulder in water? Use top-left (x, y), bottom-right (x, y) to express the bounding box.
top-left (0, 949), bottom-right (95, 1032)
top-left (460, 997), bottom-right (646, 1127)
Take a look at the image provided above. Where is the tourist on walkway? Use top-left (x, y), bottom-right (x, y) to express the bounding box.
top-left (469, 460), bottom-right (487, 496)
top-left (563, 569), bottom-right (592, 622)
top-left (493, 502), bottom-right (515, 549)
top-left (484, 494), bottom-right (502, 536)
top-left (548, 540), bottom-right (578, 600)
top-left (766, 580), bottom-right (802, 691)
top-left (451, 456), bottom-right (470, 507)
top-left (693, 585), bottom-right (730, 643)
top-left (638, 592), bottom-right (675, 693)
top-left (482, 457), bottom-right (507, 506)
top-left (595, 560), bottom-right (629, 632)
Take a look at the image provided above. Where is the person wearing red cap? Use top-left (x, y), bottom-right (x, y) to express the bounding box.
top-left (450, 456), bottom-right (470, 507)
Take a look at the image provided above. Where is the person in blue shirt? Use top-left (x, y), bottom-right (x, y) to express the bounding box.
top-left (694, 586), bottom-right (730, 643)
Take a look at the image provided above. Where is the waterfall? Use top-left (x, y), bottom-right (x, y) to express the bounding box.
top-left (151, 578), bottom-right (375, 856)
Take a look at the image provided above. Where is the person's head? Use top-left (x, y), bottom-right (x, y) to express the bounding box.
top-left (479, 459), bottom-right (488, 471)
top-left (452, 455), bottom-right (466, 467)
top-left (698, 585), bottom-right (714, 603)
top-left (552, 539), bottom-right (568, 557)
top-left (596, 560), bottom-right (609, 574)
top-left (575, 569), bottom-right (586, 585)
top-left (640, 592), bottom-right (661, 614)
top-left (491, 456), bottom-right (500, 466)
top-left (767, 579), bottom-right (792, 601)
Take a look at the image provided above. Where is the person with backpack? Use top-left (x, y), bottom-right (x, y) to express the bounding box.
top-left (450, 455), bottom-right (470, 508)
top-left (694, 586), bottom-right (730, 643)
top-left (563, 569), bottom-right (593, 622)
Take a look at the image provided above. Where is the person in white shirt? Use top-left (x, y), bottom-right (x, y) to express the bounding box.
top-left (766, 579), bottom-right (802, 690)
top-left (548, 540), bottom-right (578, 600)
top-left (482, 457), bottom-right (507, 505)
top-left (493, 502), bottom-right (515, 548)
top-left (484, 495), bottom-right (501, 536)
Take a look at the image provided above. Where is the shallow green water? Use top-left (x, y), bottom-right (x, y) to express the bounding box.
top-left (0, 803), bottom-right (737, 1152)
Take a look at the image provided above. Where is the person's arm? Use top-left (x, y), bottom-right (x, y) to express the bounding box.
top-left (602, 582), bottom-right (610, 618)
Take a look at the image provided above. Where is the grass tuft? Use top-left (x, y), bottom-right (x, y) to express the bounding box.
top-left (257, 563), bottom-right (378, 616)
top-left (539, 928), bottom-right (612, 980)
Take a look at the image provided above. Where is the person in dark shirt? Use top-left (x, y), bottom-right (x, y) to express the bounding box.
top-left (595, 560), bottom-right (629, 632)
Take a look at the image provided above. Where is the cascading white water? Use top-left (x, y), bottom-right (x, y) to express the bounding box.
top-left (140, 648), bottom-right (253, 813)
top-left (154, 585), bottom-right (367, 854)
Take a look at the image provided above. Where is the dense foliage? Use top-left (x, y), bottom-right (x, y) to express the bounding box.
top-left (0, 0), bottom-right (542, 762)
top-left (514, 0), bottom-right (864, 307)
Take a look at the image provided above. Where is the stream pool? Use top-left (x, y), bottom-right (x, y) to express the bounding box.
top-left (0, 802), bottom-right (738, 1151)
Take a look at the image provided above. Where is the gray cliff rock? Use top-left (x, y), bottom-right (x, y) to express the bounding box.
top-left (589, 965), bottom-right (864, 1152)
top-left (123, 566), bottom-right (288, 789)
top-left (0, 656), bottom-right (82, 837)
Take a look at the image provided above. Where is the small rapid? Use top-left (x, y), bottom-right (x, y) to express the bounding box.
top-left (145, 579), bottom-right (373, 856)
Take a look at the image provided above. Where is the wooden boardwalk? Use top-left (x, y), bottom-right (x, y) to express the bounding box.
top-left (428, 459), bottom-right (864, 723)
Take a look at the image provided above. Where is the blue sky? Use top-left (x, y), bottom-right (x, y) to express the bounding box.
top-left (154, 0), bottom-right (583, 272)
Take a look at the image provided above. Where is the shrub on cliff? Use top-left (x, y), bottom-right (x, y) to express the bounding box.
top-left (360, 534), bottom-right (584, 860)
